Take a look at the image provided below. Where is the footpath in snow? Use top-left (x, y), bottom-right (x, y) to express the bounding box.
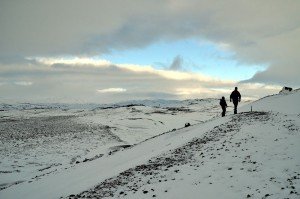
top-left (1, 91), bottom-right (300, 199)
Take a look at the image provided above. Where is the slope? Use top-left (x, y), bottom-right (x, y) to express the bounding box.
top-left (64, 91), bottom-right (300, 198)
top-left (64, 111), bottom-right (299, 199)
top-left (240, 89), bottom-right (300, 114)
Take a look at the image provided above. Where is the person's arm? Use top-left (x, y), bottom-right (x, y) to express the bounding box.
top-left (230, 93), bottom-right (232, 102)
top-left (238, 92), bottom-right (241, 102)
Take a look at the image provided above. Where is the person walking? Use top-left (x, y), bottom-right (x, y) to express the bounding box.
top-left (219, 96), bottom-right (227, 117)
top-left (230, 87), bottom-right (241, 114)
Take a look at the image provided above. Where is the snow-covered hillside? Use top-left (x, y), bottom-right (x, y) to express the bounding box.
top-left (240, 89), bottom-right (300, 114)
top-left (0, 98), bottom-right (223, 193)
top-left (0, 92), bottom-right (299, 199)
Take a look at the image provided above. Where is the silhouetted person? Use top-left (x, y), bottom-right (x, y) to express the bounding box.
top-left (230, 87), bottom-right (241, 114)
top-left (219, 96), bottom-right (227, 117)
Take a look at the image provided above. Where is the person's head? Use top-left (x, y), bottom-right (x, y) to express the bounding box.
top-left (235, 87), bottom-right (238, 91)
top-left (222, 96), bottom-right (225, 100)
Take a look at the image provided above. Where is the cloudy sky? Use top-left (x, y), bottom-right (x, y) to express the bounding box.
top-left (0, 0), bottom-right (299, 103)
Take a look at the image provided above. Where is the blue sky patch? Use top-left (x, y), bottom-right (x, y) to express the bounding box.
top-left (100, 39), bottom-right (267, 81)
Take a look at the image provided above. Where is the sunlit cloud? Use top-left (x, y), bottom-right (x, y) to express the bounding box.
top-left (176, 88), bottom-right (203, 95)
top-left (14, 81), bottom-right (33, 86)
top-left (97, 88), bottom-right (127, 93)
top-left (175, 87), bottom-right (219, 96)
top-left (240, 83), bottom-right (281, 91)
top-left (31, 56), bottom-right (236, 84)
top-left (119, 63), bottom-right (218, 82)
top-left (27, 56), bottom-right (283, 101)
top-left (217, 42), bottom-right (232, 52)
top-left (26, 56), bottom-right (111, 67)
top-left (211, 88), bottom-right (233, 93)
top-left (0, 58), bottom-right (282, 103)
top-left (0, 81), bottom-right (33, 86)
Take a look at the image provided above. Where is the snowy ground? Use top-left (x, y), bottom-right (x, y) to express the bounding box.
top-left (66, 112), bottom-right (300, 199)
top-left (0, 91), bottom-right (299, 199)
top-left (0, 98), bottom-right (226, 192)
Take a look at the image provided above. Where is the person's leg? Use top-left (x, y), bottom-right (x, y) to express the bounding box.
top-left (234, 102), bottom-right (238, 114)
top-left (222, 107), bottom-right (226, 117)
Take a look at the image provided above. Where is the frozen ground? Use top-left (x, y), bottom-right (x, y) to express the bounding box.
top-left (0, 115), bottom-right (122, 191)
top-left (0, 98), bottom-right (226, 192)
top-left (0, 91), bottom-right (299, 199)
top-left (66, 111), bottom-right (300, 199)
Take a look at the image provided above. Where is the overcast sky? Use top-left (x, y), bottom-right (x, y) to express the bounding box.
top-left (0, 0), bottom-right (299, 103)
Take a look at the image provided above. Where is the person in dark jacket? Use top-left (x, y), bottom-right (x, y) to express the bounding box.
top-left (230, 87), bottom-right (241, 114)
top-left (219, 96), bottom-right (227, 117)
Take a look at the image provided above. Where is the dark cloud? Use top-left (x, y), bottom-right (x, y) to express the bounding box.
top-left (169, 55), bottom-right (183, 71)
top-left (241, 62), bottom-right (300, 87)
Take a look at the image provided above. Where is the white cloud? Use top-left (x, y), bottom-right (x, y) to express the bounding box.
top-left (32, 56), bottom-right (234, 84)
top-left (176, 87), bottom-right (209, 96)
top-left (0, 60), bottom-right (282, 103)
top-left (97, 88), bottom-right (127, 93)
top-left (216, 42), bottom-right (232, 52)
top-left (27, 56), bottom-right (111, 67)
top-left (211, 88), bottom-right (233, 93)
top-left (14, 81), bottom-right (33, 86)
top-left (239, 83), bottom-right (281, 91)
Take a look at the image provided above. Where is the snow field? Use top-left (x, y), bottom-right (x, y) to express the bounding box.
top-left (0, 99), bottom-right (222, 195)
top-left (65, 112), bottom-right (300, 199)
top-left (1, 91), bottom-right (299, 199)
